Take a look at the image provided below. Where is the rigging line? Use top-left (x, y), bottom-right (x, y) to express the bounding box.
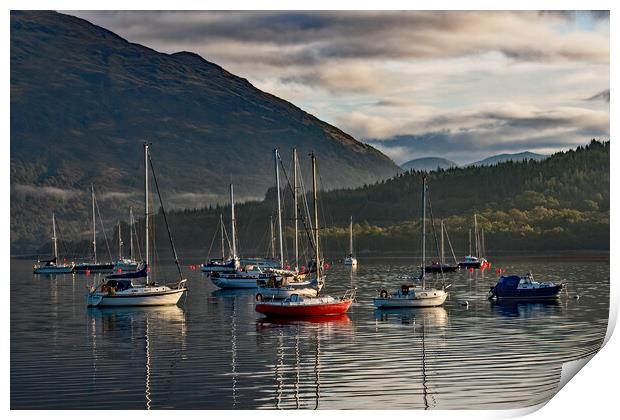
top-left (279, 152), bottom-right (316, 254)
top-left (426, 185), bottom-right (445, 280)
top-left (443, 224), bottom-right (458, 265)
top-left (148, 152), bottom-right (184, 281)
top-left (94, 193), bottom-right (113, 261)
top-left (205, 217), bottom-right (218, 260)
top-left (222, 218), bottom-right (233, 258)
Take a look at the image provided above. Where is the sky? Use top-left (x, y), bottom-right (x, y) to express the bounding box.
top-left (68, 10), bottom-right (610, 165)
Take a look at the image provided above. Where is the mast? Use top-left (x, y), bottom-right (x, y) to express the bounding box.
top-left (293, 148), bottom-right (299, 271)
top-left (474, 214), bottom-right (479, 256)
top-left (91, 184), bottom-right (97, 264)
top-left (468, 229), bottom-right (472, 256)
top-left (274, 148), bottom-right (284, 268)
top-left (440, 219), bottom-right (445, 265)
top-left (481, 228), bottom-right (485, 258)
top-left (230, 183), bottom-right (237, 259)
top-left (311, 153), bottom-right (321, 283)
top-left (421, 176), bottom-right (426, 288)
top-left (129, 207), bottom-right (134, 260)
top-left (270, 215), bottom-right (275, 260)
top-left (118, 221), bottom-right (122, 260)
top-left (349, 216), bottom-right (354, 256)
top-left (144, 143), bottom-right (149, 281)
top-left (52, 212), bottom-right (58, 261)
top-left (220, 214), bottom-right (225, 260)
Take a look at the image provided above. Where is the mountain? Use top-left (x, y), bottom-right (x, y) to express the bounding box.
top-left (468, 152), bottom-right (547, 167)
top-left (10, 11), bottom-right (400, 252)
top-left (401, 157), bottom-right (457, 171)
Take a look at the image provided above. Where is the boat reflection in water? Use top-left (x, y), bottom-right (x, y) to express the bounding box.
top-left (210, 285), bottom-right (258, 299)
top-left (374, 306), bottom-right (449, 327)
top-left (489, 299), bottom-right (563, 318)
top-left (373, 307), bottom-right (448, 409)
top-left (255, 314), bottom-right (353, 409)
top-left (87, 306), bottom-right (187, 410)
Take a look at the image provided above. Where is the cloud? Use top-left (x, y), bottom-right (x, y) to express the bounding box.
top-left (365, 104), bottom-right (609, 164)
top-left (586, 89), bottom-right (610, 103)
top-left (69, 11), bottom-right (609, 68)
top-left (63, 10), bottom-right (609, 166)
top-left (13, 184), bottom-right (82, 199)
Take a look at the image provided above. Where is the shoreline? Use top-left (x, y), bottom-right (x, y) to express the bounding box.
top-left (10, 249), bottom-right (609, 262)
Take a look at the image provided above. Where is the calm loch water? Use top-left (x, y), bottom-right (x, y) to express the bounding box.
top-left (11, 257), bottom-right (609, 409)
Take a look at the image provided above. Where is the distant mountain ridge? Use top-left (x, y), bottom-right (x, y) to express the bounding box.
top-left (399, 152), bottom-right (548, 171)
top-left (468, 152), bottom-right (548, 167)
top-left (401, 157), bottom-right (457, 171)
top-left (10, 10), bottom-right (400, 252)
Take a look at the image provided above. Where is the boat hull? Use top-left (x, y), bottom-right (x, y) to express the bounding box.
top-left (113, 261), bottom-right (139, 272)
top-left (374, 292), bottom-right (448, 308)
top-left (74, 263), bottom-right (115, 273)
top-left (458, 262), bottom-right (482, 269)
top-left (87, 288), bottom-right (186, 307)
top-left (256, 298), bottom-right (352, 317)
top-left (211, 276), bottom-right (259, 289)
top-left (492, 285), bottom-right (563, 300)
top-left (33, 265), bottom-right (74, 274)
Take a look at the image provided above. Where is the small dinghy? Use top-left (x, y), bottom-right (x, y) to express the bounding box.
top-left (488, 273), bottom-right (564, 300)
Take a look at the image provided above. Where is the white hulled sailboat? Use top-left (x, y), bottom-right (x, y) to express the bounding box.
top-left (374, 176), bottom-right (449, 308)
top-left (87, 143), bottom-right (187, 307)
top-left (33, 213), bottom-right (75, 274)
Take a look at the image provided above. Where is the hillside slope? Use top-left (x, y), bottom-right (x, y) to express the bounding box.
top-left (10, 10), bottom-right (400, 252)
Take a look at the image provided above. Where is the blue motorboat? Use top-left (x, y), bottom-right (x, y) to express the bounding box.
top-left (489, 273), bottom-right (564, 300)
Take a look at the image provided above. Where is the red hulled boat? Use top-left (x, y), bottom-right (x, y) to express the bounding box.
top-left (256, 293), bottom-right (353, 317)
top-left (255, 152), bottom-right (354, 318)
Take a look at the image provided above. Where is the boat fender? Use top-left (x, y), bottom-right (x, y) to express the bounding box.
top-left (380, 289), bottom-right (388, 299)
top-left (255, 293), bottom-right (263, 302)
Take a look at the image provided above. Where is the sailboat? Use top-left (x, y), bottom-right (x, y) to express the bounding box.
top-left (73, 184), bottom-right (115, 273)
top-left (374, 176), bottom-right (449, 308)
top-left (209, 183), bottom-right (272, 288)
top-left (113, 208), bottom-right (139, 272)
top-left (255, 152), bottom-right (355, 317)
top-left (457, 214), bottom-right (490, 269)
top-left (424, 220), bottom-right (458, 273)
top-left (343, 216), bottom-right (358, 266)
top-left (201, 213), bottom-right (239, 273)
top-left (87, 143), bottom-right (187, 307)
top-left (33, 213), bottom-right (75, 274)
top-left (256, 148), bottom-right (324, 299)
